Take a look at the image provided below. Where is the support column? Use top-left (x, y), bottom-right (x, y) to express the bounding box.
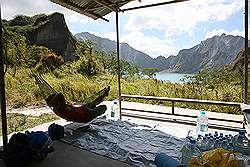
top-left (0, 5), bottom-right (8, 150)
top-left (115, 10), bottom-right (122, 120)
top-left (244, 0), bottom-right (249, 104)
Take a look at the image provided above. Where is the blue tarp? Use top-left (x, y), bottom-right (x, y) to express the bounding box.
top-left (62, 118), bottom-right (185, 167)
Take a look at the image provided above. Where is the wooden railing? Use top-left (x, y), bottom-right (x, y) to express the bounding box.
top-left (121, 94), bottom-right (245, 131)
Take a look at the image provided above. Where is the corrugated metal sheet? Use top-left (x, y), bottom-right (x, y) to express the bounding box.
top-left (50, 0), bottom-right (134, 21)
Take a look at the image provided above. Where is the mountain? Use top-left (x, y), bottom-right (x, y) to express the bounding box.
top-left (75, 32), bottom-right (157, 69)
top-left (5, 13), bottom-right (77, 61)
top-left (5, 13), bottom-right (244, 73)
top-left (75, 32), bottom-right (244, 73)
top-left (164, 33), bottom-right (244, 73)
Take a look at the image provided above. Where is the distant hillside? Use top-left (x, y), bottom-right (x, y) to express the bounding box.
top-left (164, 34), bottom-right (244, 73)
top-left (75, 32), bottom-right (157, 69)
top-left (4, 13), bottom-right (77, 61)
top-left (76, 32), bottom-right (244, 73)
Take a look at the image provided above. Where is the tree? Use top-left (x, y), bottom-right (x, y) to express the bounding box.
top-left (142, 68), bottom-right (160, 78)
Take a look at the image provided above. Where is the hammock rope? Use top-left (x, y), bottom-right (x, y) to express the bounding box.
top-left (33, 74), bottom-right (57, 100)
top-left (33, 73), bottom-right (111, 105)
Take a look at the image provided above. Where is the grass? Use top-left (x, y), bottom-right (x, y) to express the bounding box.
top-left (4, 68), bottom-right (242, 115)
top-left (1, 66), bottom-right (243, 134)
top-left (0, 113), bottom-right (59, 135)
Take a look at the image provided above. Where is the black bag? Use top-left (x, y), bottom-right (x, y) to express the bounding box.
top-left (48, 123), bottom-right (64, 140)
top-left (4, 131), bottom-right (54, 167)
top-left (4, 133), bottom-right (31, 167)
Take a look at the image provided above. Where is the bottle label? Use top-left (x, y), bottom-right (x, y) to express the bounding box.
top-left (200, 124), bottom-right (208, 132)
top-left (111, 111), bottom-right (115, 117)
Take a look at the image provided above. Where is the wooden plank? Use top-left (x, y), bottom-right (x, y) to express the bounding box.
top-left (121, 94), bottom-right (242, 107)
top-left (122, 107), bottom-right (243, 124)
top-left (122, 112), bottom-right (243, 132)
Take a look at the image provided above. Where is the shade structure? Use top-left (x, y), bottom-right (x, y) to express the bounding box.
top-left (50, 0), bottom-right (135, 21)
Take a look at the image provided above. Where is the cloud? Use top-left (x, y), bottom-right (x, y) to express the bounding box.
top-left (205, 28), bottom-right (250, 39)
top-left (90, 31), bottom-right (180, 58)
top-left (89, 31), bottom-right (117, 41)
top-left (122, 0), bottom-right (242, 37)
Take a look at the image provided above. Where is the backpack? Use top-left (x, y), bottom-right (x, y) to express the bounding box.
top-left (4, 133), bottom-right (31, 167)
top-left (26, 131), bottom-right (54, 160)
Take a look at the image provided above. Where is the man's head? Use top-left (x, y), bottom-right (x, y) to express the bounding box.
top-left (45, 93), bottom-right (66, 111)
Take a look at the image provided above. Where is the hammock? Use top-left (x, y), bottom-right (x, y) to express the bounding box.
top-left (33, 74), bottom-right (110, 123)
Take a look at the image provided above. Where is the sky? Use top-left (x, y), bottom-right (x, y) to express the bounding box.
top-left (1, 0), bottom-right (248, 58)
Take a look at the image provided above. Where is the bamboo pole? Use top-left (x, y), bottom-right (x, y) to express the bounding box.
top-left (115, 10), bottom-right (122, 120)
top-left (0, 5), bottom-right (8, 150)
top-left (244, 0), bottom-right (249, 104)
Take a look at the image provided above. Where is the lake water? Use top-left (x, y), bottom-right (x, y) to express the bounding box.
top-left (155, 72), bottom-right (193, 83)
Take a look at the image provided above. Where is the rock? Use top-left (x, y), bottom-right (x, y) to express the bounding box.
top-left (75, 32), bottom-right (245, 73)
top-left (29, 13), bottom-right (77, 61)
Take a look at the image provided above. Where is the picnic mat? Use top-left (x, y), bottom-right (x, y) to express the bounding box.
top-left (62, 118), bottom-right (185, 167)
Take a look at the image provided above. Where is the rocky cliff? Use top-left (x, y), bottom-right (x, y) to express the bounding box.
top-left (76, 32), bottom-right (245, 73)
top-left (75, 32), bottom-right (156, 69)
top-left (165, 34), bottom-right (244, 73)
top-left (29, 13), bottom-right (77, 61)
top-left (6, 13), bottom-right (77, 61)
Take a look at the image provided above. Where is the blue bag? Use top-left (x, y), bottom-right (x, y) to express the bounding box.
top-left (26, 131), bottom-right (54, 160)
top-left (154, 153), bottom-right (179, 167)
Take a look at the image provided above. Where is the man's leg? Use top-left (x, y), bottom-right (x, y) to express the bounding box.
top-left (85, 86), bottom-right (110, 109)
top-left (89, 105), bottom-right (107, 118)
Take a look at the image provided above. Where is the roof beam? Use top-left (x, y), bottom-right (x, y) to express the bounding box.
top-left (93, 0), bottom-right (120, 12)
top-left (82, 1), bottom-right (95, 13)
top-left (51, 0), bottom-right (109, 21)
top-left (87, 10), bottom-right (109, 22)
top-left (88, 1), bottom-right (126, 11)
top-left (121, 0), bottom-right (190, 12)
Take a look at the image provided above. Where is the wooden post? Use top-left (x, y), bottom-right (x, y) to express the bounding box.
top-left (0, 5), bottom-right (8, 150)
top-left (115, 10), bottom-right (122, 120)
top-left (244, 0), bottom-right (249, 104)
top-left (172, 101), bottom-right (175, 115)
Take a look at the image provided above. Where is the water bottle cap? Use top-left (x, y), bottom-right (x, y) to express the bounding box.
top-left (239, 131), bottom-right (245, 135)
top-left (114, 101), bottom-right (118, 104)
top-left (200, 111), bottom-right (206, 115)
top-left (190, 139), bottom-right (196, 144)
top-left (205, 134), bottom-right (208, 137)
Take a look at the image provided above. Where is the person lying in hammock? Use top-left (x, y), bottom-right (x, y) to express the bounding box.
top-left (45, 86), bottom-right (110, 123)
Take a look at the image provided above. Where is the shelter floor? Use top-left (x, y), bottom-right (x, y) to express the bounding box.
top-left (27, 140), bottom-right (133, 167)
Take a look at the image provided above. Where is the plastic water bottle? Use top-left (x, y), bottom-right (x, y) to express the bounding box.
top-left (207, 137), bottom-right (215, 150)
top-left (200, 136), bottom-right (208, 151)
top-left (233, 131), bottom-right (249, 155)
top-left (196, 111), bottom-right (208, 135)
top-left (196, 135), bottom-right (203, 148)
top-left (227, 141), bottom-right (234, 151)
top-left (181, 139), bottom-right (201, 166)
top-left (110, 100), bottom-right (119, 121)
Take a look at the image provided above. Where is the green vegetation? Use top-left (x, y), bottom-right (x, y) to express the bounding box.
top-left (0, 14), bottom-right (245, 133)
top-left (0, 113), bottom-right (59, 135)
